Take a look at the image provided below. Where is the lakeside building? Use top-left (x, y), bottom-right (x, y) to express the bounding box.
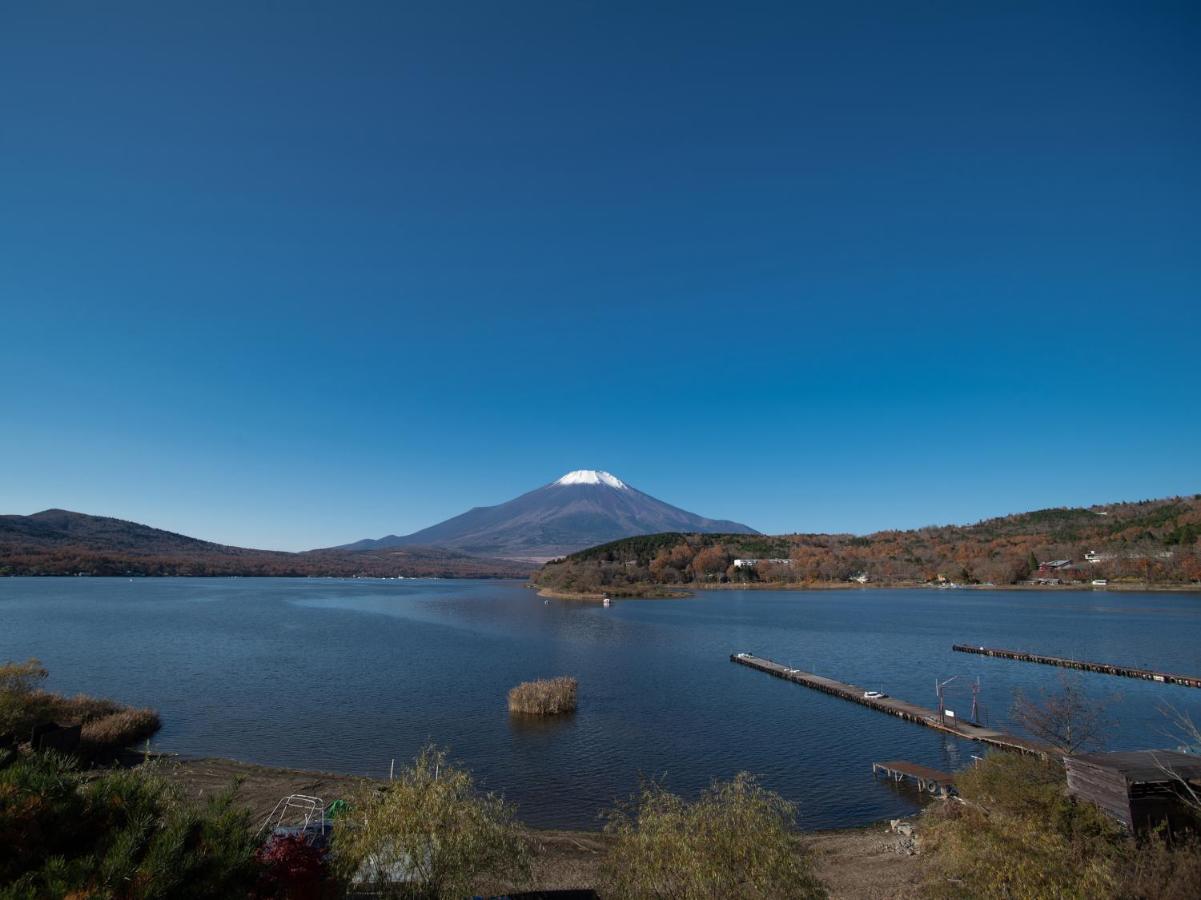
top-left (732, 558), bottom-right (792, 569)
top-left (1066, 750), bottom-right (1201, 832)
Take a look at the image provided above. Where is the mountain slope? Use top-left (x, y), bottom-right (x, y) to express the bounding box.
top-left (338, 470), bottom-right (758, 560)
top-left (0, 509), bottom-right (531, 578)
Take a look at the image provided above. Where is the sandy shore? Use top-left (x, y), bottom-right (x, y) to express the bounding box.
top-left (150, 755), bottom-right (924, 898)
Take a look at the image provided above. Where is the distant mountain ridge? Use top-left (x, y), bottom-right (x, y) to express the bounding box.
top-left (0, 509), bottom-right (531, 578)
top-left (336, 469), bottom-right (758, 560)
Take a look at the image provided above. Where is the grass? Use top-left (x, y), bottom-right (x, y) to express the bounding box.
top-left (507, 677), bottom-right (578, 716)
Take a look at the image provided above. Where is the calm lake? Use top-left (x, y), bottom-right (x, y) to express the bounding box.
top-left (1, 578), bottom-right (1199, 829)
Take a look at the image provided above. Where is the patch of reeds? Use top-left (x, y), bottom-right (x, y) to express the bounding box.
top-left (1, 658), bottom-right (162, 754)
top-left (80, 708), bottom-right (162, 752)
top-left (507, 677), bottom-right (577, 716)
top-left (56, 692), bottom-right (123, 723)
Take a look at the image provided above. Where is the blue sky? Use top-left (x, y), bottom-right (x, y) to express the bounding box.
top-left (2, 1), bottom-right (1198, 550)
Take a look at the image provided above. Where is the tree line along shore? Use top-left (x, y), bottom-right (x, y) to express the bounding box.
top-left (534, 496), bottom-right (1201, 597)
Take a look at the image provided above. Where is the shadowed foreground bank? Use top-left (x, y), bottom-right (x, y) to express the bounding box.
top-left (157, 757), bottom-right (918, 898)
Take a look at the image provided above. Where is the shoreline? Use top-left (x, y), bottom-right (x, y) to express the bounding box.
top-left (533, 580), bottom-right (1201, 599)
top-left (534, 586), bottom-right (690, 601)
top-left (150, 754), bottom-right (925, 897)
top-left (146, 751), bottom-right (925, 837)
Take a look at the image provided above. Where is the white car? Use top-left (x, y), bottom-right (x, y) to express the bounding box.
top-left (863, 690), bottom-right (888, 700)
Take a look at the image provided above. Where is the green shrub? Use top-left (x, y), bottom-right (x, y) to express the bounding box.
top-left (0, 752), bottom-right (260, 898)
top-left (923, 754), bottom-right (1125, 899)
top-left (601, 773), bottom-right (827, 899)
top-left (331, 745), bottom-right (531, 898)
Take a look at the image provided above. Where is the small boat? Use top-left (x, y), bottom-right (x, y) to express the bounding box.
top-left (602, 595), bottom-right (611, 607)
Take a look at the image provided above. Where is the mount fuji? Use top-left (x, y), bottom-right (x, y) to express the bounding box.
top-left (336, 470), bottom-right (758, 561)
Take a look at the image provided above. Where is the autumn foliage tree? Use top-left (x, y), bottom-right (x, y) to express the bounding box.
top-left (689, 544), bottom-right (729, 579)
top-left (535, 495), bottom-right (1201, 593)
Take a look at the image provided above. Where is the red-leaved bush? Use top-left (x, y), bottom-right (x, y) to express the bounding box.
top-left (255, 834), bottom-right (328, 899)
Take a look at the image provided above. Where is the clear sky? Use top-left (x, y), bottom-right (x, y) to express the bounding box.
top-left (2, 1), bottom-right (1198, 551)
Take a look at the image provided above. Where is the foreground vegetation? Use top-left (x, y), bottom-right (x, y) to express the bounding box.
top-left (0, 743), bottom-right (831, 898)
top-left (535, 495), bottom-right (1201, 593)
top-left (922, 753), bottom-right (1201, 899)
top-left (0, 659), bottom-right (160, 757)
top-left (5, 737), bottom-right (1199, 897)
top-left (332, 745), bottom-right (532, 896)
top-left (508, 676), bottom-right (578, 715)
top-left (602, 773), bottom-right (826, 899)
top-left (0, 753), bottom-right (260, 898)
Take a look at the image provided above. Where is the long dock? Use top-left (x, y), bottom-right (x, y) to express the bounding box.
top-left (730, 653), bottom-right (1048, 755)
top-left (952, 645), bottom-right (1201, 689)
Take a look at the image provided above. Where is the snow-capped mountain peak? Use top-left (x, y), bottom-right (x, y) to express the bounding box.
top-left (337, 469), bottom-right (757, 559)
top-left (555, 469), bottom-right (627, 489)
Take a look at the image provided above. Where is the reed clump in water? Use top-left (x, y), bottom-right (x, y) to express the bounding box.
top-left (80, 708), bottom-right (162, 752)
top-left (507, 677), bottom-right (577, 716)
top-left (0, 658), bottom-right (162, 756)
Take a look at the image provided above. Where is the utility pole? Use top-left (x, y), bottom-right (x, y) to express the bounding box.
top-left (936, 675), bottom-right (958, 727)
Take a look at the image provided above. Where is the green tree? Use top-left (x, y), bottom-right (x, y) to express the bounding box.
top-left (331, 745), bottom-right (531, 898)
top-left (0, 752), bottom-right (259, 898)
top-left (601, 773), bottom-right (826, 899)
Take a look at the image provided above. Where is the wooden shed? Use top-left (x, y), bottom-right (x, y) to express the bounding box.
top-left (1065, 750), bottom-right (1201, 831)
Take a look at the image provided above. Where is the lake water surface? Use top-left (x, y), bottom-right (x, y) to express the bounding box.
top-left (1, 578), bottom-right (1198, 829)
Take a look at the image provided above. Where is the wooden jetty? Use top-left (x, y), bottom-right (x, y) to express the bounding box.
top-left (873, 760), bottom-right (956, 796)
top-left (729, 653), bottom-right (1048, 755)
top-left (952, 645), bottom-right (1201, 689)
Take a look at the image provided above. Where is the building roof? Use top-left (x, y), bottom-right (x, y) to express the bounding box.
top-left (1068, 750), bottom-right (1201, 784)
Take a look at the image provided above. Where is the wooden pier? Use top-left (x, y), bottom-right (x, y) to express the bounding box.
top-left (729, 653), bottom-right (1048, 755)
top-left (873, 760), bottom-right (956, 796)
top-left (952, 645), bottom-right (1201, 689)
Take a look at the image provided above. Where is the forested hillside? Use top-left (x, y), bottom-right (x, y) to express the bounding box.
top-left (0, 509), bottom-right (532, 578)
top-left (534, 496), bottom-right (1201, 593)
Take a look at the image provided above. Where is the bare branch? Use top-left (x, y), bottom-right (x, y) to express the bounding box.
top-left (1011, 674), bottom-right (1114, 755)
